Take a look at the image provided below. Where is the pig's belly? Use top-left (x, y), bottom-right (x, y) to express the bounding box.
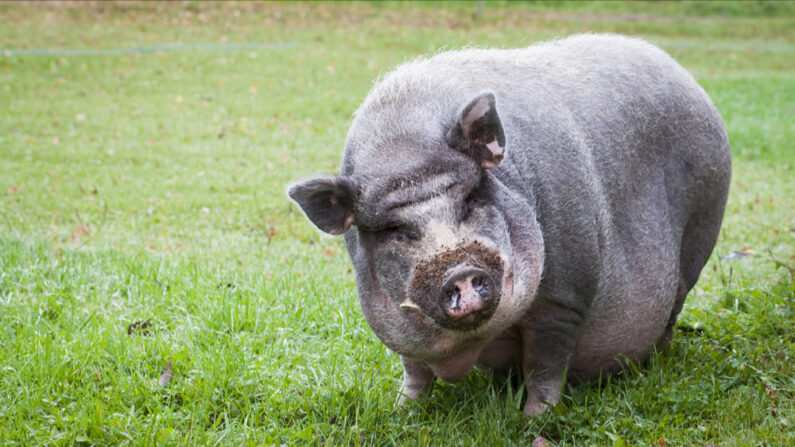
top-left (569, 265), bottom-right (679, 380)
top-left (475, 326), bottom-right (523, 372)
top-left (475, 264), bottom-right (679, 379)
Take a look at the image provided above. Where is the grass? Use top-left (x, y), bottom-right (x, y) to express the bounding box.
top-left (0, 1), bottom-right (793, 445)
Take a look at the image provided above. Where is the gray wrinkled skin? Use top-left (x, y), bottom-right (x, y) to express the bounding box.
top-left (288, 34), bottom-right (731, 416)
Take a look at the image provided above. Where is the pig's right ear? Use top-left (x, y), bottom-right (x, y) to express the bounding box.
top-left (288, 176), bottom-right (358, 235)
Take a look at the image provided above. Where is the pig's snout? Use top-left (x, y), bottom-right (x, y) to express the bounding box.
top-left (408, 241), bottom-right (504, 331)
top-left (440, 266), bottom-right (496, 322)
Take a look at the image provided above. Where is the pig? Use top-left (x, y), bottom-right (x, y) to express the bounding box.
top-left (288, 34), bottom-right (731, 416)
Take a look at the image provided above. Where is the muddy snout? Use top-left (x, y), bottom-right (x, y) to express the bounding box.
top-left (440, 265), bottom-right (497, 322)
top-left (409, 241), bottom-right (503, 331)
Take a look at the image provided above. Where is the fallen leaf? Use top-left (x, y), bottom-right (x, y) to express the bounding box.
top-left (7, 186), bottom-right (18, 194)
top-left (532, 437), bottom-right (549, 447)
top-left (159, 359), bottom-right (173, 387)
top-left (722, 251), bottom-right (753, 261)
top-left (127, 320), bottom-right (152, 336)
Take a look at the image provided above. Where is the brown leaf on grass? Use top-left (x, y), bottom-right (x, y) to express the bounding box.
top-left (127, 320), bottom-right (152, 336)
top-left (70, 224), bottom-right (91, 242)
top-left (763, 382), bottom-right (778, 416)
top-left (7, 186), bottom-right (18, 194)
top-left (532, 437), bottom-right (549, 447)
top-left (722, 247), bottom-right (755, 261)
top-left (721, 251), bottom-right (749, 261)
top-left (159, 359), bottom-right (173, 387)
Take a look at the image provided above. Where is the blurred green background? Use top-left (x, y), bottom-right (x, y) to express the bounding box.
top-left (0, 2), bottom-right (792, 445)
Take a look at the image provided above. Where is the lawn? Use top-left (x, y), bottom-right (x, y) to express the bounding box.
top-left (0, 1), bottom-right (793, 445)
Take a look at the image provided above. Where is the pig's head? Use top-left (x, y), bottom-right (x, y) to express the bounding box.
top-left (289, 92), bottom-right (544, 362)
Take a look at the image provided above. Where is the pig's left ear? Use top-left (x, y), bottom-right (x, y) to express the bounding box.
top-left (288, 176), bottom-right (358, 235)
top-left (445, 92), bottom-right (506, 169)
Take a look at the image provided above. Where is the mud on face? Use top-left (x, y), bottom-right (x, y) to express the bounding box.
top-left (409, 240), bottom-right (504, 331)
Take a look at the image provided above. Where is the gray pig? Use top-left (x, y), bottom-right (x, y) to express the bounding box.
top-left (288, 34), bottom-right (730, 416)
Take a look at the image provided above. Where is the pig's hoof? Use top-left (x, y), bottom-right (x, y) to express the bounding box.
top-left (395, 388), bottom-right (426, 408)
top-left (395, 393), bottom-right (413, 407)
top-left (522, 398), bottom-right (550, 417)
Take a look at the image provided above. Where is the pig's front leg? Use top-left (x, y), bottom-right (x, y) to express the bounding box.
top-left (396, 356), bottom-right (435, 406)
top-left (520, 298), bottom-right (583, 416)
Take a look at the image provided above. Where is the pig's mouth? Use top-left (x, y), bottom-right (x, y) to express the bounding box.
top-left (407, 240), bottom-right (504, 331)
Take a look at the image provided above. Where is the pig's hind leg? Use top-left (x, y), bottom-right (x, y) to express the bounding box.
top-left (659, 173), bottom-right (729, 349)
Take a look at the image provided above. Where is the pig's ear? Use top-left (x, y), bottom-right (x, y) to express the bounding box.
top-left (445, 92), bottom-right (506, 169)
top-left (288, 176), bottom-right (357, 235)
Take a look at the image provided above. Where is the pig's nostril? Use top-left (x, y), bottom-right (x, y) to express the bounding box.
top-left (472, 276), bottom-right (483, 291)
top-left (448, 287), bottom-right (461, 306)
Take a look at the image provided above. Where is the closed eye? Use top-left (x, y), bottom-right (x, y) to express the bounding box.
top-left (461, 195), bottom-right (483, 221)
top-left (379, 227), bottom-right (417, 244)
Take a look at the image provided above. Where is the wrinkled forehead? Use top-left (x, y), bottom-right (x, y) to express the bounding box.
top-left (351, 151), bottom-right (481, 230)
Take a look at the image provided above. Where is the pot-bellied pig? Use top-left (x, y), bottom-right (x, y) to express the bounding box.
top-left (289, 34), bottom-right (731, 416)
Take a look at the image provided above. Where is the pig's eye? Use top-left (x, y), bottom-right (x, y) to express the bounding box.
top-left (462, 197), bottom-right (483, 220)
top-left (380, 227), bottom-right (414, 244)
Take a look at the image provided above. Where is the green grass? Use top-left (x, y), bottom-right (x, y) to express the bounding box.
top-left (1, 2), bottom-right (793, 445)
